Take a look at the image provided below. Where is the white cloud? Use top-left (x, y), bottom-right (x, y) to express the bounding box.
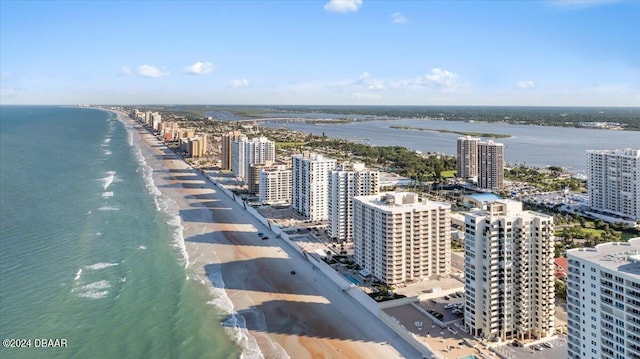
top-left (391, 12), bottom-right (408, 24)
top-left (324, 0), bottom-right (362, 13)
top-left (229, 78), bottom-right (250, 88)
top-left (367, 83), bottom-right (385, 90)
top-left (351, 92), bottom-right (382, 101)
top-left (413, 68), bottom-right (463, 92)
top-left (137, 64), bottom-right (170, 78)
top-left (184, 61), bottom-right (217, 75)
top-left (516, 80), bottom-right (535, 89)
top-left (119, 66), bottom-right (131, 76)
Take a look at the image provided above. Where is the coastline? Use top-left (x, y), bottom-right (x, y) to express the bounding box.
top-left (108, 109), bottom-right (420, 358)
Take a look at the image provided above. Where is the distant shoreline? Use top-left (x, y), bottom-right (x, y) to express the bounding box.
top-left (389, 125), bottom-right (511, 139)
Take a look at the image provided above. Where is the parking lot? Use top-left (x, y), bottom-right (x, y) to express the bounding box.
top-left (492, 336), bottom-right (567, 359)
top-left (416, 291), bottom-right (465, 324)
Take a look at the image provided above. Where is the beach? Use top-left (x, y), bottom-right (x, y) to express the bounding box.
top-left (115, 111), bottom-right (421, 359)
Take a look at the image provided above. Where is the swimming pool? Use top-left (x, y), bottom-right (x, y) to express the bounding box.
top-left (458, 355), bottom-right (479, 359)
top-left (343, 273), bottom-right (361, 285)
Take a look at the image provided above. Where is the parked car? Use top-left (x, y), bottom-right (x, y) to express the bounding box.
top-left (544, 342), bottom-right (553, 348)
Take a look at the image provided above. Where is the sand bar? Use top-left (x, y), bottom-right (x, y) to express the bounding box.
top-left (114, 110), bottom-right (421, 359)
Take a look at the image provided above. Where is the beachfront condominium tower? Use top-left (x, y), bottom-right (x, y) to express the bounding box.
top-left (232, 136), bottom-right (275, 183)
top-left (259, 165), bottom-right (292, 205)
top-left (328, 162), bottom-right (380, 242)
top-left (464, 199), bottom-right (555, 341)
top-left (566, 238), bottom-right (640, 359)
top-left (587, 148), bottom-right (640, 222)
top-left (353, 192), bottom-right (451, 285)
top-left (183, 135), bottom-right (207, 158)
top-left (478, 140), bottom-right (504, 190)
top-left (221, 130), bottom-right (243, 171)
top-left (457, 136), bottom-right (480, 180)
top-left (291, 152), bottom-right (337, 221)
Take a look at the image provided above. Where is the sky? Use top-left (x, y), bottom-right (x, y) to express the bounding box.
top-left (1, 0), bottom-right (639, 106)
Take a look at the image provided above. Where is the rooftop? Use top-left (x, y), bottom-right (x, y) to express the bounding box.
top-left (567, 238), bottom-right (640, 277)
top-left (466, 193), bottom-right (501, 202)
top-left (355, 192), bottom-right (450, 212)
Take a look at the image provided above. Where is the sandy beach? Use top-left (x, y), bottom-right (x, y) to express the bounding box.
top-left (116, 111), bottom-right (421, 359)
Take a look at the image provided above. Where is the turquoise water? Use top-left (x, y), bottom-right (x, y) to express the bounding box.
top-left (0, 106), bottom-right (239, 358)
top-left (344, 273), bottom-right (361, 285)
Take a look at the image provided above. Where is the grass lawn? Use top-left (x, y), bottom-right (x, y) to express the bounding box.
top-left (441, 170), bottom-right (456, 178)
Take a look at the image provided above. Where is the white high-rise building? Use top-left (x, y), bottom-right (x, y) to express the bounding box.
top-left (587, 148), bottom-right (640, 221)
top-left (328, 162), bottom-right (380, 242)
top-left (353, 192), bottom-right (451, 285)
top-left (566, 238), bottom-right (640, 359)
top-left (457, 136), bottom-right (480, 180)
top-left (232, 135), bottom-right (248, 180)
top-left (232, 136), bottom-right (275, 182)
top-left (291, 152), bottom-right (336, 221)
top-left (464, 199), bottom-right (554, 341)
top-left (478, 140), bottom-right (504, 190)
top-left (259, 165), bottom-right (292, 205)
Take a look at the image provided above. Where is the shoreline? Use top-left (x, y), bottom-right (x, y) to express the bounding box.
top-left (107, 109), bottom-right (421, 358)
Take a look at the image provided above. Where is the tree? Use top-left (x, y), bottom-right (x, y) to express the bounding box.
top-left (555, 279), bottom-right (567, 300)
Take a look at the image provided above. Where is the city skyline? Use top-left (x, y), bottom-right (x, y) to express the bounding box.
top-left (1, 0), bottom-right (639, 106)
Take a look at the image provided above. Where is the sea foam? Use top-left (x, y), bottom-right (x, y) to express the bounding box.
top-left (85, 262), bottom-right (119, 270)
top-left (100, 171), bottom-right (116, 190)
top-left (116, 112), bottom-right (265, 358)
top-left (102, 191), bottom-right (114, 198)
top-left (72, 280), bottom-right (111, 299)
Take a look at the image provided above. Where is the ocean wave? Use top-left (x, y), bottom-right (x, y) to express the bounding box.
top-left (205, 267), bottom-right (266, 359)
top-left (114, 112), bottom-right (264, 357)
top-left (104, 138), bottom-right (111, 144)
top-left (102, 191), bottom-right (114, 198)
top-left (138, 245), bottom-right (147, 250)
top-left (103, 150), bottom-right (112, 155)
top-left (100, 171), bottom-right (116, 190)
top-left (85, 262), bottom-right (119, 270)
top-left (98, 206), bottom-right (120, 211)
top-left (74, 269), bottom-right (83, 281)
top-left (72, 280), bottom-right (111, 299)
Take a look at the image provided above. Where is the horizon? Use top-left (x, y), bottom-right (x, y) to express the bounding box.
top-left (1, 1), bottom-right (639, 107)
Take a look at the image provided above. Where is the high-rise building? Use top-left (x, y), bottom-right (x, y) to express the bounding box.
top-left (248, 161), bottom-right (274, 194)
top-left (464, 199), bottom-right (554, 341)
top-left (566, 238), bottom-right (640, 359)
top-left (353, 192), bottom-right (451, 285)
top-left (188, 135), bottom-right (207, 158)
top-left (328, 162), bottom-right (379, 242)
top-left (221, 130), bottom-right (243, 171)
top-left (259, 165), bottom-right (292, 205)
top-left (587, 148), bottom-right (640, 221)
top-left (478, 140), bottom-right (504, 190)
top-left (291, 152), bottom-right (336, 221)
top-left (457, 136), bottom-right (480, 179)
top-left (232, 136), bottom-right (275, 182)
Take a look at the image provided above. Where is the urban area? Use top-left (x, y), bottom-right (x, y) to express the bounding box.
top-left (123, 107), bottom-right (639, 359)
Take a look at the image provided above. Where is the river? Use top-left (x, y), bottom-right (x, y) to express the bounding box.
top-left (260, 118), bottom-right (638, 174)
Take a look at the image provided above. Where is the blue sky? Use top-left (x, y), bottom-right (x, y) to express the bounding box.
top-left (1, 0), bottom-right (638, 106)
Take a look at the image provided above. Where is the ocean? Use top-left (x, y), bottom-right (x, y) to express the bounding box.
top-left (0, 106), bottom-right (239, 358)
